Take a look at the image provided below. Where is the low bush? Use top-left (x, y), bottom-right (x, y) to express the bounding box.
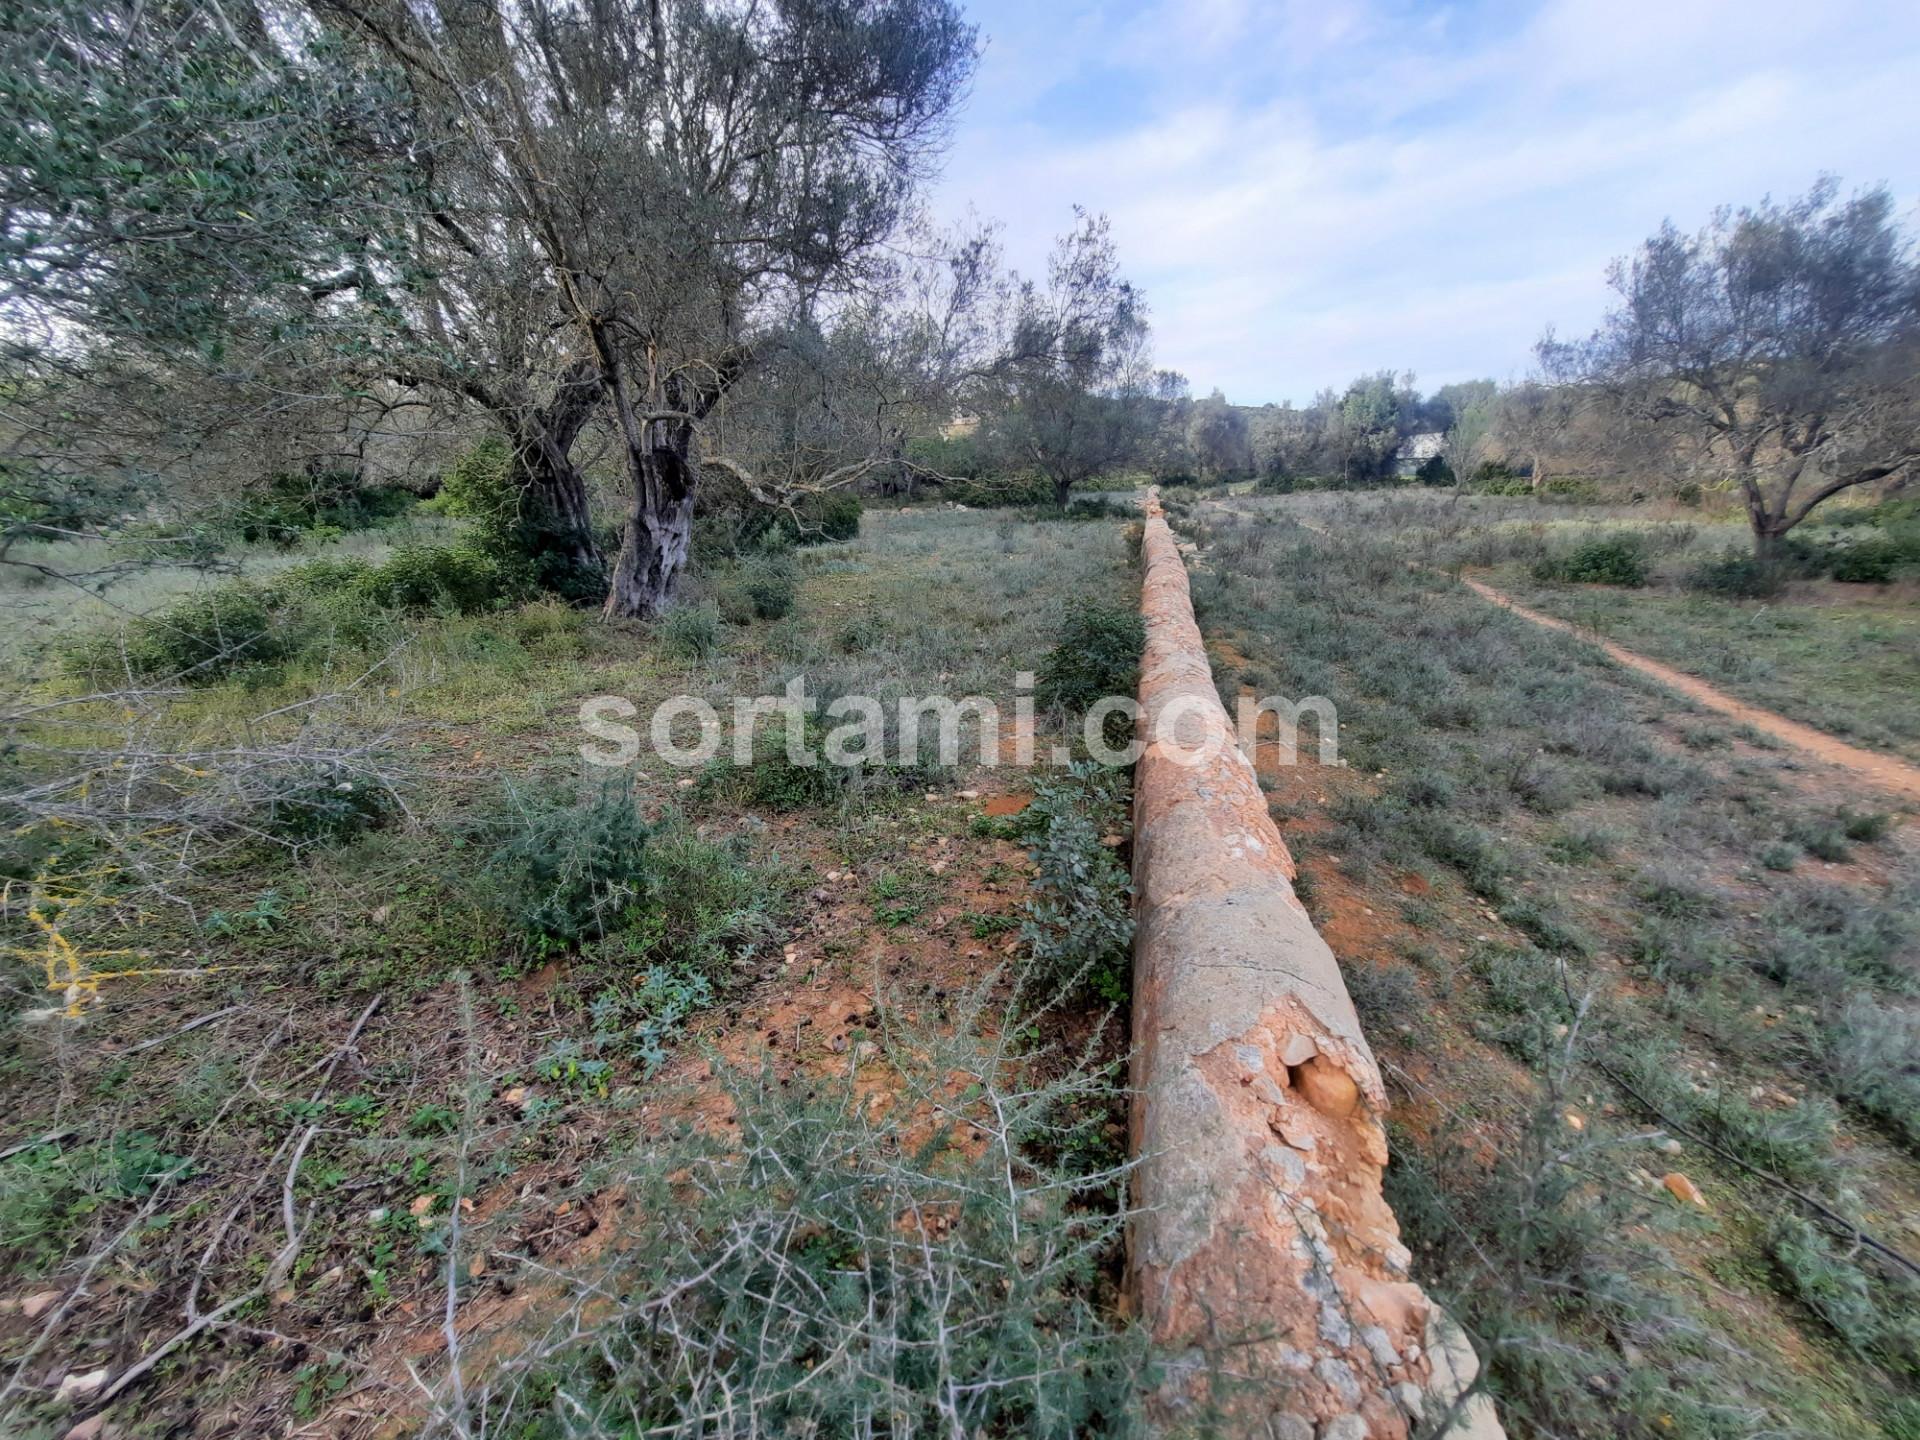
top-left (1384, 1095), bottom-right (1688, 1438)
top-left (1615, 1044), bottom-right (1839, 1185)
top-left (933, 472), bottom-right (1055, 509)
top-left (1820, 999), bottom-right (1920, 1149)
top-left (1685, 549), bottom-right (1787, 599)
top-left (692, 718), bottom-right (934, 813)
top-left (64, 581), bottom-right (286, 684)
top-left (626, 827), bottom-right (787, 976)
top-left (230, 468), bottom-right (414, 547)
top-left (1829, 538), bottom-right (1901, 583)
top-left (1019, 763), bottom-right (1134, 1004)
top-left (1537, 477), bottom-right (1602, 502)
top-left (1766, 1214), bottom-right (1920, 1367)
top-left (1035, 603), bottom-right (1145, 713)
top-left (696, 743), bottom-right (841, 812)
top-left (1022, 495), bottom-right (1136, 522)
top-left (65, 534), bottom-right (522, 686)
top-left (1531, 536), bottom-right (1648, 587)
top-left (739, 553), bottom-right (798, 620)
top-left (485, 778), bottom-right (656, 949)
top-left (257, 762), bottom-right (394, 847)
top-left (469, 1023), bottom-right (1142, 1437)
top-left (659, 603), bottom-right (723, 661)
top-left (363, 542), bottom-right (502, 613)
top-left (694, 487), bottom-right (865, 559)
top-left (0, 1133), bottom-right (195, 1278)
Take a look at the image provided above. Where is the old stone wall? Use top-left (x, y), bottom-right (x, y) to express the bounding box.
top-left (1128, 490), bottom-right (1503, 1440)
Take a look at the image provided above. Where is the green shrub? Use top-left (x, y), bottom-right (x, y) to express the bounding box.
top-left (693, 487), bottom-right (864, 559)
top-left (1414, 453), bottom-right (1455, 486)
top-left (937, 472), bottom-right (1056, 509)
top-left (1467, 944), bottom-right (1573, 1062)
top-left (273, 556), bottom-right (376, 599)
top-left (66, 581), bottom-right (286, 684)
top-left (711, 741), bottom-right (841, 810)
top-left (485, 779), bottom-right (656, 948)
top-left (798, 492), bottom-right (862, 544)
top-left (1531, 536), bottom-right (1648, 587)
top-left (688, 720), bottom-right (904, 813)
top-left (1036, 603), bottom-right (1145, 713)
top-left (1785, 817), bottom-right (1851, 863)
top-left (660, 603), bottom-right (723, 661)
top-left (1829, 538), bottom-right (1901, 583)
top-left (231, 469), bottom-right (413, 546)
top-left (1685, 549), bottom-right (1786, 599)
top-left (360, 542), bottom-right (507, 613)
top-left (1838, 807), bottom-right (1892, 843)
top-left (1821, 999), bottom-right (1920, 1149)
top-left (1499, 897), bottom-right (1593, 956)
top-left (1616, 1044), bottom-right (1838, 1185)
top-left (626, 827), bottom-right (787, 976)
top-left (1019, 763), bottom-right (1133, 1003)
top-left (1766, 1214), bottom-right (1920, 1368)
top-left (713, 576), bottom-right (756, 626)
top-left (257, 763), bottom-right (394, 847)
top-left (472, 1023), bottom-right (1141, 1437)
top-left (435, 435), bottom-right (613, 601)
top-left (0, 1134), bottom-right (194, 1277)
top-left (740, 553), bottom-right (797, 620)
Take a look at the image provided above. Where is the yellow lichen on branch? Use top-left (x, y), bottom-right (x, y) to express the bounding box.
top-left (4, 875), bottom-right (265, 1018)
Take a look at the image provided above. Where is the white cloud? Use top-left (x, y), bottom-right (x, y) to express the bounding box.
top-left (935, 0), bottom-right (1920, 402)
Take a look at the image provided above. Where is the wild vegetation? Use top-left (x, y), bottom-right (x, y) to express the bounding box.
top-left (0, 504), bottom-right (1159, 1436)
top-left (1184, 490), bottom-right (1920, 1439)
top-left (3, 0), bottom-right (1918, 1434)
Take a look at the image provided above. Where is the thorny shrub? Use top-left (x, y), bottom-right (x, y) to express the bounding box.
top-left (452, 1008), bottom-right (1148, 1439)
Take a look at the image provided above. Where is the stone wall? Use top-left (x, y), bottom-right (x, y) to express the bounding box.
top-left (1127, 491), bottom-right (1502, 1440)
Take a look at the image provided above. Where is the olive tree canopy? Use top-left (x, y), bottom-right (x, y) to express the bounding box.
top-left (1544, 180), bottom-right (1920, 551)
top-left (977, 211), bottom-right (1166, 508)
top-left (310, 0), bottom-right (977, 615)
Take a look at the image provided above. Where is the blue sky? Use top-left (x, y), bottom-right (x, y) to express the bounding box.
top-left (931, 0), bottom-right (1920, 405)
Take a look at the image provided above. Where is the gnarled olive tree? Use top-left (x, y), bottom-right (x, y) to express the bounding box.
top-left (1545, 181), bottom-right (1920, 552)
top-left (321, 0), bottom-right (976, 615)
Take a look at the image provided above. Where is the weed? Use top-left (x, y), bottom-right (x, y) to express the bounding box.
top-left (591, 966), bottom-right (716, 1076)
top-left (484, 778), bottom-right (655, 949)
top-left (1532, 535), bottom-right (1649, 586)
top-left (1035, 603), bottom-right (1145, 713)
top-left (1020, 764), bottom-right (1134, 1004)
top-left (659, 603), bottom-right (724, 662)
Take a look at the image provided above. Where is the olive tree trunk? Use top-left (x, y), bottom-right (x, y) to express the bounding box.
top-left (603, 417), bottom-right (697, 619)
top-left (507, 357), bottom-right (608, 603)
top-left (513, 435), bottom-right (606, 602)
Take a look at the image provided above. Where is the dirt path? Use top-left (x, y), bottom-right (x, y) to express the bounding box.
top-left (1258, 503), bottom-right (1920, 807)
top-left (1460, 574), bottom-right (1920, 806)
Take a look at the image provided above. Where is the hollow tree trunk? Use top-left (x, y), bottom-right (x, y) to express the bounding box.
top-left (603, 419), bottom-right (696, 619)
